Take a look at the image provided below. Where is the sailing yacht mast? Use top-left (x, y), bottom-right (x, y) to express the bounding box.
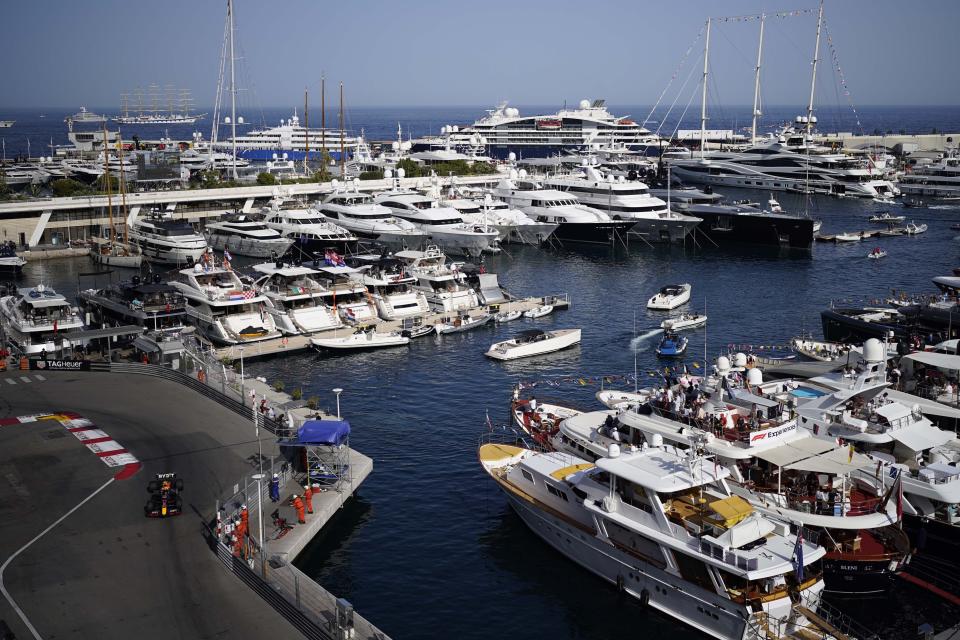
top-left (699, 17), bottom-right (711, 160)
top-left (321, 75), bottom-right (326, 170)
top-left (805, 1), bottom-right (824, 143)
top-left (751, 13), bottom-right (765, 145)
top-left (304, 88), bottom-right (310, 174)
top-left (339, 82), bottom-right (345, 176)
top-left (101, 124), bottom-right (115, 245)
top-left (228, 0), bottom-right (238, 180)
top-left (116, 135), bottom-right (130, 245)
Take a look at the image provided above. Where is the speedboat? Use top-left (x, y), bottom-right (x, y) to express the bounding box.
top-left (204, 215), bottom-right (295, 258)
top-left (0, 284), bottom-right (88, 355)
top-left (495, 309), bottom-right (522, 323)
top-left (251, 261), bottom-right (342, 335)
top-left (169, 261), bottom-right (281, 345)
top-left (660, 313), bottom-right (706, 331)
top-left (523, 304), bottom-right (553, 319)
top-left (867, 248), bottom-right (887, 259)
top-left (311, 326), bottom-right (410, 351)
top-left (869, 212), bottom-right (905, 224)
top-left (434, 313), bottom-right (492, 334)
top-left (374, 189), bottom-right (498, 257)
top-left (478, 439), bottom-right (830, 639)
top-left (0, 242), bottom-right (26, 276)
top-left (128, 214), bottom-right (209, 265)
top-left (647, 283), bottom-right (691, 310)
top-left (485, 328), bottom-right (580, 361)
top-left (833, 232), bottom-right (862, 243)
top-left (655, 332), bottom-right (687, 357)
top-left (905, 222), bottom-right (928, 235)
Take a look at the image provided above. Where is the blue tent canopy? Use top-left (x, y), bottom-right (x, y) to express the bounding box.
top-left (296, 419), bottom-right (351, 446)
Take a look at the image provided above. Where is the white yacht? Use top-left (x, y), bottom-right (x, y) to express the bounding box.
top-left (373, 190), bottom-right (498, 257)
top-left (669, 120), bottom-right (900, 200)
top-left (479, 439), bottom-right (830, 639)
top-left (179, 149), bottom-right (251, 171)
top-left (311, 264), bottom-right (379, 325)
top-left (0, 242), bottom-right (26, 276)
top-left (899, 148), bottom-right (960, 200)
top-left (204, 215), bottom-right (294, 258)
top-left (319, 184), bottom-right (426, 248)
top-left (543, 166), bottom-right (701, 243)
top-left (485, 328), bottom-right (581, 361)
top-left (216, 111), bottom-right (359, 162)
top-left (441, 192), bottom-right (557, 246)
top-left (393, 246), bottom-right (479, 313)
top-left (346, 255), bottom-right (430, 320)
top-left (490, 175), bottom-right (634, 244)
top-left (170, 263), bottom-right (280, 345)
top-left (251, 261), bottom-right (342, 335)
top-left (128, 214), bottom-right (209, 265)
top-left (0, 284), bottom-right (88, 356)
top-left (258, 198), bottom-right (357, 256)
top-left (421, 99), bottom-right (663, 159)
top-left (311, 326), bottom-right (410, 351)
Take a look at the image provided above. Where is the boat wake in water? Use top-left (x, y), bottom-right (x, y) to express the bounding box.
top-left (629, 328), bottom-right (663, 352)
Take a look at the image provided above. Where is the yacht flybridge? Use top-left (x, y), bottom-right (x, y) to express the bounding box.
top-left (479, 440), bottom-right (830, 639)
top-left (171, 263), bottom-right (280, 345)
top-left (393, 246), bottom-right (479, 312)
top-left (374, 190), bottom-right (498, 257)
top-left (258, 197), bottom-right (357, 255)
top-left (251, 261), bottom-right (343, 335)
top-left (319, 184), bottom-right (426, 248)
top-left (204, 215), bottom-right (294, 258)
top-left (346, 254), bottom-right (430, 320)
top-left (543, 166), bottom-right (700, 243)
top-left (0, 284), bottom-right (88, 356)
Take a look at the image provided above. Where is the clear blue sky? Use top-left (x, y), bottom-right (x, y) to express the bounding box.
top-left (4, 0), bottom-right (957, 109)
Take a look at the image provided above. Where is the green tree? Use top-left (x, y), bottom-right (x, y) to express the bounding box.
top-left (0, 175), bottom-right (9, 197)
top-left (94, 174), bottom-right (120, 193)
top-left (359, 170), bottom-right (384, 181)
top-left (256, 172), bottom-right (277, 186)
top-left (51, 178), bottom-right (88, 198)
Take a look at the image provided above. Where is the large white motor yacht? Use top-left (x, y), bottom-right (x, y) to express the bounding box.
top-left (170, 263), bottom-right (280, 345)
top-left (393, 246), bottom-right (479, 313)
top-left (204, 215), bottom-right (294, 258)
top-left (440, 191), bottom-right (557, 246)
top-left (346, 254), bottom-right (430, 320)
top-left (258, 198), bottom-right (357, 257)
top-left (0, 284), bottom-right (88, 356)
top-left (374, 190), bottom-right (498, 257)
top-left (479, 439), bottom-right (829, 639)
top-left (251, 261), bottom-right (342, 335)
top-left (319, 184), bottom-right (426, 248)
top-left (128, 214), bottom-right (209, 265)
top-left (543, 165), bottom-right (700, 243)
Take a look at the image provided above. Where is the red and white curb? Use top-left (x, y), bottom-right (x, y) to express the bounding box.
top-left (0, 412), bottom-right (141, 480)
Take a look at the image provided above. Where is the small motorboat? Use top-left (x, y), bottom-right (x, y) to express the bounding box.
top-left (434, 313), bottom-right (492, 334)
top-left (655, 332), bottom-right (688, 358)
top-left (868, 212), bottom-right (905, 224)
top-left (311, 326), bottom-right (410, 350)
top-left (486, 328), bottom-right (581, 361)
top-left (646, 283), bottom-right (691, 310)
top-left (523, 304), bottom-right (554, 319)
top-left (903, 198), bottom-right (926, 208)
top-left (495, 309), bottom-right (522, 323)
top-left (401, 324), bottom-right (435, 339)
top-left (791, 336), bottom-right (852, 362)
top-left (834, 232), bottom-right (862, 243)
top-left (905, 222), bottom-right (928, 235)
top-left (595, 388), bottom-right (653, 409)
top-left (867, 247), bottom-right (887, 260)
top-left (660, 313), bottom-right (707, 331)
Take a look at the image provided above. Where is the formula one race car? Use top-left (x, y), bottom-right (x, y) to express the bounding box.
top-left (144, 473), bottom-right (184, 517)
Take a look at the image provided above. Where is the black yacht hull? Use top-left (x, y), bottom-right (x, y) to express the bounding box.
top-left (687, 210), bottom-right (815, 248)
top-left (551, 221), bottom-right (634, 245)
top-left (820, 308), bottom-right (908, 344)
top-left (903, 514), bottom-right (960, 565)
top-left (822, 557), bottom-right (895, 596)
top-left (288, 236), bottom-right (359, 258)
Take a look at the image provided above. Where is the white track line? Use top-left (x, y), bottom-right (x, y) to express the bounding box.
top-left (0, 477), bottom-right (115, 640)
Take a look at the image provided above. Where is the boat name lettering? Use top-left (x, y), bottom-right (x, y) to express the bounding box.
top-left (749, 423), bottom-right (796, 444)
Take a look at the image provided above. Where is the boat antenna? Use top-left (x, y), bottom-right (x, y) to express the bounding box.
top-left (699, 17), bottom-right (711, 160)
top-left (339, 81), bottom-right (345, 177)
top-left (321, 73), bottom-right (326, 173)
top-left (750, 13), bottom-right (765, 145)
top-left (304, 87), bottom-right (310, 175)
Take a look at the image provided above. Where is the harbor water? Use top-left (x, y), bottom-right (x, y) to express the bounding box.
top-left (14, 181), bottom-right (960, 638)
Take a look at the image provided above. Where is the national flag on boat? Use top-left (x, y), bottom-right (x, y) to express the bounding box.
top-left (792, 528), bottom-right (804, 583)
top-left (224, 250), bottom-right (233, 262)
top-left (242, 289), bottom-right (256, 300)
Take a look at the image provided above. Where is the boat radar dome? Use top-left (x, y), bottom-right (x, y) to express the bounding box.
top-left (505, 107), bottom-right (519, 117)
top-left (507, 152), bottom-right (517, 162)
top-left (733, 352), bottom-right (748, 368)
top-left (650, 433), bottom-right (664, 449)
top-left (862, 338), bottom-right (884, 363)
top-left (747, 368), bottom-right (763, 386)
top-left (397, 168), bottom-right (406, 179)
top-left (716, 355), bottom-right (731, 373)
top-left (607, 443), bottom-right (621, 458)
top-left (579, 99), bottom-right (591, 109)
top-left (384, 169), bottom-right (393, 179)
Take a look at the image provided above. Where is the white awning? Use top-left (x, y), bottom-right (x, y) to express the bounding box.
top-left (890, 424), bottom-right (954, 452)
top-left (752, 437), bottom-right (837, 468)
top-left (902, 351), bottom-right (960, 371)
top-left (784, 447), bottom-right (874, 475)
top-left (875, 402), bottom-right (912, 422)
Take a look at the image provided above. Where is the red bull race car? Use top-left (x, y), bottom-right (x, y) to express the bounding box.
top-left (145, 473), bottom-right (183, 517)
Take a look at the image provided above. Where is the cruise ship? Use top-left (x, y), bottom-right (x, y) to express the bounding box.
top-left (668, 120), bottom-right (900, 200)
top-left (216, 112), bottom-right (359, 162)
top-left (416, 100), bottom-right (663, 159)
top-left (899, 148), bottom-right (960, 200)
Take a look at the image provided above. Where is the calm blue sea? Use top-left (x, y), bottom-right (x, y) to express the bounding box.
top-left (2, 104), bottom-right (960, 157)
top-left (7, 104), bottom-right (960, 639)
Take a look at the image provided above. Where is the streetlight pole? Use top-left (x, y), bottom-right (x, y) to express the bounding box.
top-left (238, 345), bottom-right (245, 404)
top-left (332, 387), bottom-right (343, 419)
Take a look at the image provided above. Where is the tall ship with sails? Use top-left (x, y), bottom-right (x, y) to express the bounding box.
top-left (115, 85), bottom-right (206, 125)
